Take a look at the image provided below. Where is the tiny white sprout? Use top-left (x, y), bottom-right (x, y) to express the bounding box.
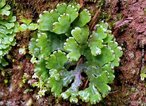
top-left (53, 51), bottom-right (57, 54)
top-left (87, 10), bottom-right (90, 14)
top-left (19, 47), bottom-right (26, 55)
top-left (71, 6), bottom-right (75, 8)
top-left (111, 65), bottom-right (114, 69)
top-left (62, 3), bottom-right (66, 5)
top-left (108, 30), bottom-right (112, 33)
top-left (64, 43), bottom-right (67, 45)
top-left (38, 33), bottom-right (42, 37)
top-left (53, 22), bottom-right (57, 26)
top-left (96, 47), bottom-right (101, 55)
top-left (38, 89), bottom-right (47, 95)
top-left (43, 11), bottom-right (47, 13)
top-left (37, 19), bottom-right (40, 23)
top-left (63, 52), bottom-right (66, 55)
top-left (66, 14), bottom-right (69, 16)
top-left (58, 17), bottom-right (61, 21)
top-left (141, 77), bottom-right (144, 81)
top-left (105, 22), bottom-right (108, 26)
top-left (50, 10), bottom-right (54, 13)
top-left (61, 92), bottom-right (68, 99)
top-left (104, 64), bottom-right (108, 67)
top-left (117, 58), bottom-right (120, 61)
top-left (71, 37), bottom-right (74, 40)
top-left (96, 24), bottom-right (99, 27)
top-left (108, 86), bottom-right (111, 90)
top-left (9, 37), bottom-right (13, 42)
top-left (39, 14), bottom-right (42, 18)
top-left (84, 9), bottom-right (87, 11)
top-left (103, 28), bottom-right (107, 32)
top-left (57, 4), bottom-right (60, 7)
top-left (66, 38), bottom-right (69, 41)
top-left (50, 54), bottom-right (53, 57)
top-left (58, 50), bottom-right (61, 52)
top-left (68, 5), bottom-right (71, 7)
top-left (118, 46), bottom-right (122, 50)
top-left (111, 50), bottom-right (114, 53)
top-left (115, 42), bottom-right (118, 45)
top-left (67, 55), bottom-right (70, 59)
top-left (75, 9), bottom-right (78, 11)
top-left (32, 73), bottom-right (38, 78)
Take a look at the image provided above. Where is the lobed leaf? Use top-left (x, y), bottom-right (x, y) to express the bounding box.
top-left (48, 77), bottom-right (63, 97)
top-left (74, 9), bottom-right (91, 27)
top-left (46, 50), bottom-right (67, 70)
top-left (38, 11), bottom-right (59, 31)
top-left (88, 32), bottom-right (103, 56)
top-left (79, 84), bottom-right (102, 104)
top-left (66, 4), bottom-right (79, 23)
top-left (53, 14), bottom-right (70, 34)
top-left (71, 26), bottom-right (89, 44)
top-left (64, 37), bottom-right (81, 61)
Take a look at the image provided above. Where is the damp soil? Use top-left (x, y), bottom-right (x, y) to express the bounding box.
top-left (0, 0), bottom-right (146, 106)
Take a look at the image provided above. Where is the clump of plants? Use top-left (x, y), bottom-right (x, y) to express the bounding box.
top-left (29, 3), bottom-right (123, 104)
top-left (0, 0), bottom-right (17, 67)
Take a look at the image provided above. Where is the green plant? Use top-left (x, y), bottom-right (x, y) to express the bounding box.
top-left (18, 18), bottom-right (38, 31)
top-left (29, 3), bottom-right (123, 104)
top-left (0, 0), bottom-right (17, 67)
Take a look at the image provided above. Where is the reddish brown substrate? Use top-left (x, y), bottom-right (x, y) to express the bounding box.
top-left (0, 0), bottom-right (146, 105)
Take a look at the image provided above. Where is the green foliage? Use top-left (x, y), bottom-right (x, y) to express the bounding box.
top-left (0, 0), bottom-right (17, 67)
top-left (29, 3), bottom-right (123, 104)
top-left (19, 18), bottom-right (38, 31)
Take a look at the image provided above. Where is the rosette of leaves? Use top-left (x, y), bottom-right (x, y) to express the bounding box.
top-left (29, 3), bottom-right (123, 104)
top-left (0, 0), bottom-right (17, 67)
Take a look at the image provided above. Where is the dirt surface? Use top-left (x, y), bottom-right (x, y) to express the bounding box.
top-left (104, 0), bottom-right (146, 105)
top-left (0, 0), bottom-right (146, 106)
